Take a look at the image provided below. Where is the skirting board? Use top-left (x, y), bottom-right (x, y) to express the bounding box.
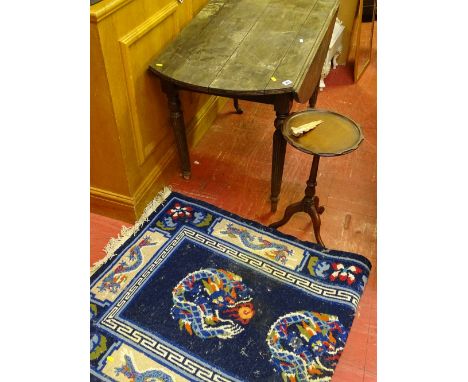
top-left (90, 187), bottom-right (135, 223)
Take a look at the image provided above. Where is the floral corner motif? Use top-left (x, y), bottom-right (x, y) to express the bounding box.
top-left (307, 257), bottom-right (366, 289)
top-left (329, 263), bottom-right (362, 285)
top-left (155, 202), bottom-right (213, 231)
top-left (168, 203), bottom-right (194, 220)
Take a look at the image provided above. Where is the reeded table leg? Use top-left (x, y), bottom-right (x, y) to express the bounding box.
top-left (270, 95), bottom-right (292, 212)
top-left (270, 155), bottom-right (326, 247)
top-left (162, 82), bottom-right (191, 179)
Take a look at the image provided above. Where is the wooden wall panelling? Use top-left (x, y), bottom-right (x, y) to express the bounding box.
top-left (118, 1), bottom-right (180, 166)
top-left (90, 22), bottom-right (130, 196)
top-left (91, 0), bottom-right (224, 221)
top-left (91, 0), bottom-right (158, 221)
top-left (92, 0), bottom-right (166, 196)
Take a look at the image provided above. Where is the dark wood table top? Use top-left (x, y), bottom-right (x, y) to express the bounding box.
top-left (149, 0), bottom-right (339, 102)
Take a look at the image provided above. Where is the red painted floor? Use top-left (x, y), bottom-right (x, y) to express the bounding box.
top-left (91, 36), bottom-right (377, 381)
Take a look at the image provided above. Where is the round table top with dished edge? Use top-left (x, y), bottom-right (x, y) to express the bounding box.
top-left (282, 109), bottom-right (364, 157)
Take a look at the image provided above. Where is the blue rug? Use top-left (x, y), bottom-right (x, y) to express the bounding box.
top-left (90, 189), bottom-right (371, 382)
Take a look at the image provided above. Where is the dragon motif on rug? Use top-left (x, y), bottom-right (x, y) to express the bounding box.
top-left (171, 268), bottom-right (255, 339)
top-left (98, 236), bottom-right (157, 294)
top-left (220, 223), bottom-right (293, 265)
top-left (114, 355), bottom-right (173, 382)
top-left (266, 311), bottom-right (348, 382)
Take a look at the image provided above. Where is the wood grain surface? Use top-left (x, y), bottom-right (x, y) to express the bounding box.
top-left (149, 0), bottom-right (339, 98)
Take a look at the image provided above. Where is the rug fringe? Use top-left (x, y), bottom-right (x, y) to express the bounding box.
top-left (90, 186), bottom-right (172, 276)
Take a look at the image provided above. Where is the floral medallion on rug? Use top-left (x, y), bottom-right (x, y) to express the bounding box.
top-left (90, 189), bottom-right (371, 382)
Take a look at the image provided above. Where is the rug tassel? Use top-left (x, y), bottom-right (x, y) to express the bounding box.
top-left (90, 186), bottom-right (172, 275)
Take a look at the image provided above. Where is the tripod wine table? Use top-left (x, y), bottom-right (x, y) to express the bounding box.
top-left (269, 109), bottom-right (363, 247)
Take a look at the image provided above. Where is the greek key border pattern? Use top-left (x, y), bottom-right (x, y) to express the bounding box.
top-left (99, 227), bottom-right (360, 382)
top-left (102, 316), bottom-right (232, 382)
top-left (100, 229), bottom-right (237, 382)
top-left (182, 228), bottom-right (360, 308)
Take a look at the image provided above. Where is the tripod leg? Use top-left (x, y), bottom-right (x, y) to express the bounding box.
top-left (269, 201), bottom-right (304, 229)
top-left (270, 95), bottom-right (292, 212)
top-left (314, 195), bottom-right (325, 215)
top-left (307, 201), bottom-right (325, 247)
